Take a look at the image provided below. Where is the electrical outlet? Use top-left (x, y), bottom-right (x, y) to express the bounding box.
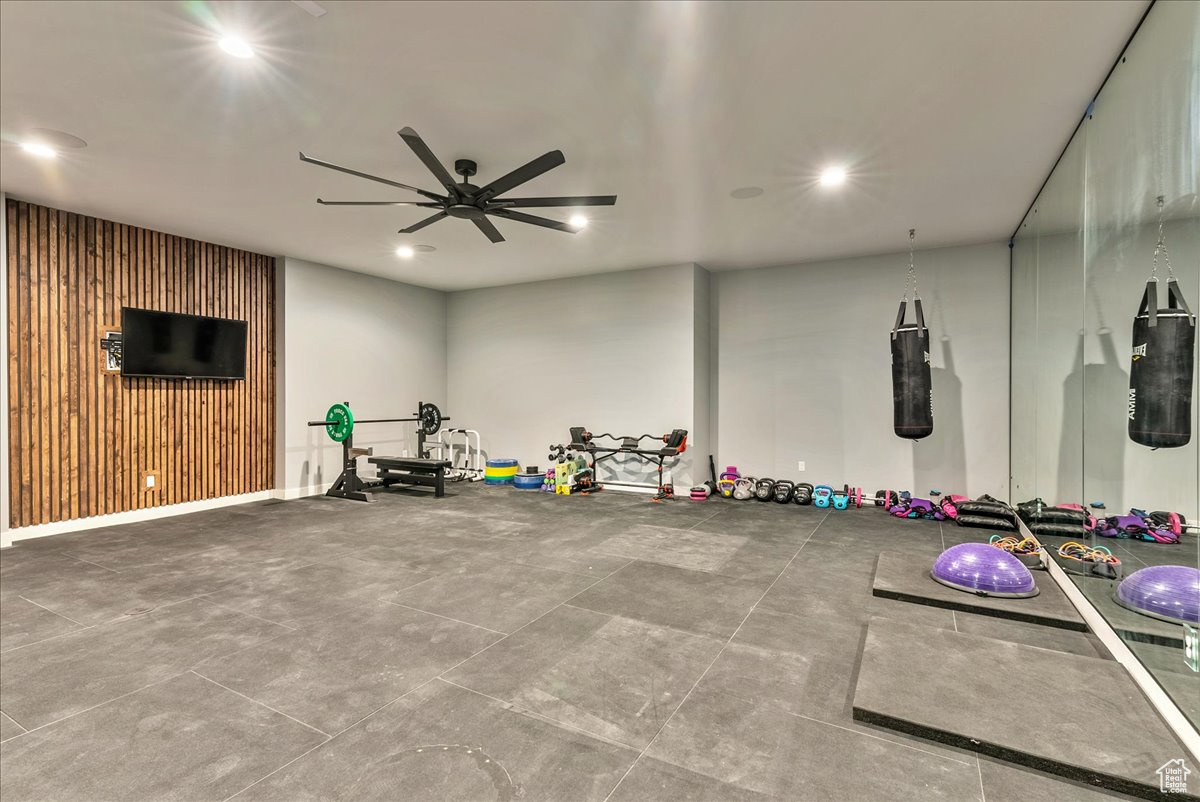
top-left (146, 474), bottom-right (155, 488)
top-left (142, 470), bottom-right (160, 492)
top-left (797, 461), bottom-right (805, 472)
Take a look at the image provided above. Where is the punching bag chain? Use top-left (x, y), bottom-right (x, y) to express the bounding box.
top-left (903, 228), bottom-right (919, 301)
top-left (1151, 195), bottom-right (1174, 283)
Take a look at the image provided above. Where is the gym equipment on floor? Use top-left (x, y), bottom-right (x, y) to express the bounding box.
top-left (484, 459), bottom-right (519, 485)
top-left (718, 466), bottom-right (740, 498)
top-left (953, 495), bottom-right (1018, 531)
top-left (792, 482), bottom-right (814, 505)
top-left (754, 478), bottom-right (776, 501)
top-left (424, 428), bottom-right (484, 481)
top-left (1114, 565), bottom-right (1200, 624)
top-left (813, 484), bottom-right (833, 508)
top-left (773, 480), bottom-right (795, 504)
top-left (892, 229), bottom-right (934, 440)
top-left (930, 543), bottom-right (1039, 598)
top-left (1016, 499), bottom-right (1090, 537)
top-left (831, 487), bottom-right (850, 510)
top-left (307, 400), bottom-right (452, 501)
top-left (1057, 542), bottom-right (1121, 580)
top-left (513, 472), bottom-right (543, 490)
top-left (689, 484), bottom-right (711, 501)
top-left (566, 426), bottom-right (688, 497)
top-left (989, 534), bottom-right (1043, 569)
top-left (732, 477), bottom-right (755, 500)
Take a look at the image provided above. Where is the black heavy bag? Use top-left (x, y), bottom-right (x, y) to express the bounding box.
top-left (891, 298), bottom-right (933, 439)
top-left (1129, 280), bottom-right (1195, 448)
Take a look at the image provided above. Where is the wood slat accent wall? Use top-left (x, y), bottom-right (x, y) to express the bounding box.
top-left (5, 199), bottom-right (275, 528)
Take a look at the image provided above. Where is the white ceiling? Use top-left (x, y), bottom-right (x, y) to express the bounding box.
top-left (0, 0), bottom-right (1147, 290)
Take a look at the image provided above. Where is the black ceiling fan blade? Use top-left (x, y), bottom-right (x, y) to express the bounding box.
top-left (474, 150), bottom-right (566, 203)
top-left (299, 152), bottom-right (445, 201)
top-left (398, 211), bottom-right (449, 233)
top-left (489, 195), bottom-right (617, 208)
top-left (317, 199), bottom-right (442, 207)
top-left (489, 208), bottom-right (579, 233)
top-left (397, 128), bottom-right (460, 196)
top-left (472, 216), bottom-right (505, 243)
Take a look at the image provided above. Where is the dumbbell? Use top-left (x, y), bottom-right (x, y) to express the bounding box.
top-left (793, 482), bottom-right (814, 505)
top-left (773, 479), bottom-right (795, 503)
top-left (754, 478), bottom-right (776, 501)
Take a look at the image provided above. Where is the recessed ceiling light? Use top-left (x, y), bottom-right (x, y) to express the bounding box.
top-left (395, 245), bottom-right (415, 259)
top-left (218, 36), bottom-right (255, 59)
top-left (819, 166), bottom-right (847, 187)
top-left (20, 142), bottom-right (57, 159)
top-left (730, 186), bottom-right (764, 199)
top-left (569, 214), bottom-right (588, 230)
top-left (414, 244), bottom-right (436, 253)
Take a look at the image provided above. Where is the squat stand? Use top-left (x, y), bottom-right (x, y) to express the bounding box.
top-left (326, 432), bottom-right (374, 502)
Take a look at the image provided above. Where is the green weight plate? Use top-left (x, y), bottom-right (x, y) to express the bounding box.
top-left (325, 402), bottom-right (354, 442)
top-left (418, 403), bottom-right (442, 436)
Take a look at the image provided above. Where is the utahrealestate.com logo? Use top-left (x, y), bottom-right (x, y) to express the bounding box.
top-left (1158, 758), bottom-right (1191, 794)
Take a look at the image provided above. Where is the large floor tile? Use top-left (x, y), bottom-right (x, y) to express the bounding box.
top-left (952, 613), bottom-right (1108, 659)
top-left (608, 755), bottom-right (773, 801)
top-left (570, 561), bottom-right (764, 640)
top-left (0, 598), bottom-right (285, 728)
top-left (235, 679), bottom-right (637, 801)
top-left (446, 604), bottom-right (724, 748)
top-left (195, 601), bottom-right (500, 734)
top-left (0, 712), bottom-right (25, 743)
top-left (591, 525), bottom-right (751, 572)
top-left (646, 687), bottom-right (981, 800)
top-left (0, 595), bottom-right (84, 652)
top-left (385, 558), bottom-right (596, 633)
top-left (204, 555), bottom-right (431, 628)
top-left (701, 607), bottom-right (865, 723)
top-left (978, 757), bottom-right (1135, 801)
top-left (0, 672), bottom-right (326, 802)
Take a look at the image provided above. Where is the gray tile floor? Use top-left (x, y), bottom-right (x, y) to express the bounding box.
top-left (0, 485), bottom-right (1130, 800)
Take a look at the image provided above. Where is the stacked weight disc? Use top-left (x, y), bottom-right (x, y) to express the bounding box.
top-left (484, 458), bottom-right (519, 485)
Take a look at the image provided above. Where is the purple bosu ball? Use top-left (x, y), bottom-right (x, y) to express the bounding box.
top-left (931, 542), bottom-right (1040, 598)
top-left (1114, 565), bottom-right (1200, 625)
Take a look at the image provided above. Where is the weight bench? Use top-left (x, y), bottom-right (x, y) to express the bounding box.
top-left (369, 457), bottom-right (452, 498)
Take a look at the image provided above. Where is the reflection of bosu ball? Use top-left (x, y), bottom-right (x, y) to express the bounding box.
top-left (930, 542), bottom-right (1039, 598)
top-left (1114, 565), bottom-right (1200, 625)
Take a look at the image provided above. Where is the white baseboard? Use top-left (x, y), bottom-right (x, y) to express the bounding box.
top-left (272, 483), bottom-right (333, 501)
top-left (2, 491), bottom-right (274, 548)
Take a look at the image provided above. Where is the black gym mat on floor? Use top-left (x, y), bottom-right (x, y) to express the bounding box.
top-left (871, 550), bottom-right (1087, 631)
top-left (852, 617), bottom-right (1195, 800)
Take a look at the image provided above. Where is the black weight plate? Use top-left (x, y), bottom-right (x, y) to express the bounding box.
top-left (418, 403), bottom-right (442, 435)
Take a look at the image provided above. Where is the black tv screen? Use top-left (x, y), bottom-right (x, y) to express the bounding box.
top-left (121, 307), bottom-right (247, 380)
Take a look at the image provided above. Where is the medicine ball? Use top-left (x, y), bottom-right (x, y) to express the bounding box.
top-left (774, 479), bottom-right (795, 503)
top-left (754, 478), bottom-right (776, 501)
top-left (793, 482), bottom-right (814, 505)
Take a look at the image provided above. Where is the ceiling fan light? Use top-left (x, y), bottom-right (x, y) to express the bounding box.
top-left (819, 166), bottom-right (847, 187)
top-left (569, 214), bottom-right (588, 230)
top-left (395, 245), bottom-right (415, 259)
top-left (20, 141), bottom-right (57, 158)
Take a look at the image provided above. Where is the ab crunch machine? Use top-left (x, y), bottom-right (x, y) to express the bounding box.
top-left (307, 400), bottom-right (452, 501)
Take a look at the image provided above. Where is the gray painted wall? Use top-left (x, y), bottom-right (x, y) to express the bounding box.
top-left (447, 264), bottom-right (705, 488)
top-left (277, 257), bottom-right (447, 496)
top-left (714, 242), bottom-right (1011, 498)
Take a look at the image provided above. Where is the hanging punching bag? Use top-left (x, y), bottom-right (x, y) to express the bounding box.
top-left (892, 298), bottom-right (933, 439)
top-left (1129, 279), bottom-right (1195, 448)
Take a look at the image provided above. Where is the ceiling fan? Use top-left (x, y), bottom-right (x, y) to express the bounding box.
top-left (299, 127), bottom-right (617, 243)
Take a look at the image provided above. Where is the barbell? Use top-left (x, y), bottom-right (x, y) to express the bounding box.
top-left (307, 401), bottom-right (444, 443)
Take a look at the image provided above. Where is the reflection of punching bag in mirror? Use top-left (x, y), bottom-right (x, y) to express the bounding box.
top-left (892, 229), bottom-right (934, 440)
top-left (1073, 278), bottom-right (1128, 508)
top-left (1129, 198), bottom-right (1195, 449)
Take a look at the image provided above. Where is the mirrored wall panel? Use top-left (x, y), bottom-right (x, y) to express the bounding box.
top-left (1010, 0), bottom-right (1199, 727)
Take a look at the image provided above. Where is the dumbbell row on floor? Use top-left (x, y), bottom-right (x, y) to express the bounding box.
top-left (720, 478), bottom-right (903, 508)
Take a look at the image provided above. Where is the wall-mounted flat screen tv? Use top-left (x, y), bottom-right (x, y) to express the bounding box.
top-left (120, 307), bottom-right (247, 380)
